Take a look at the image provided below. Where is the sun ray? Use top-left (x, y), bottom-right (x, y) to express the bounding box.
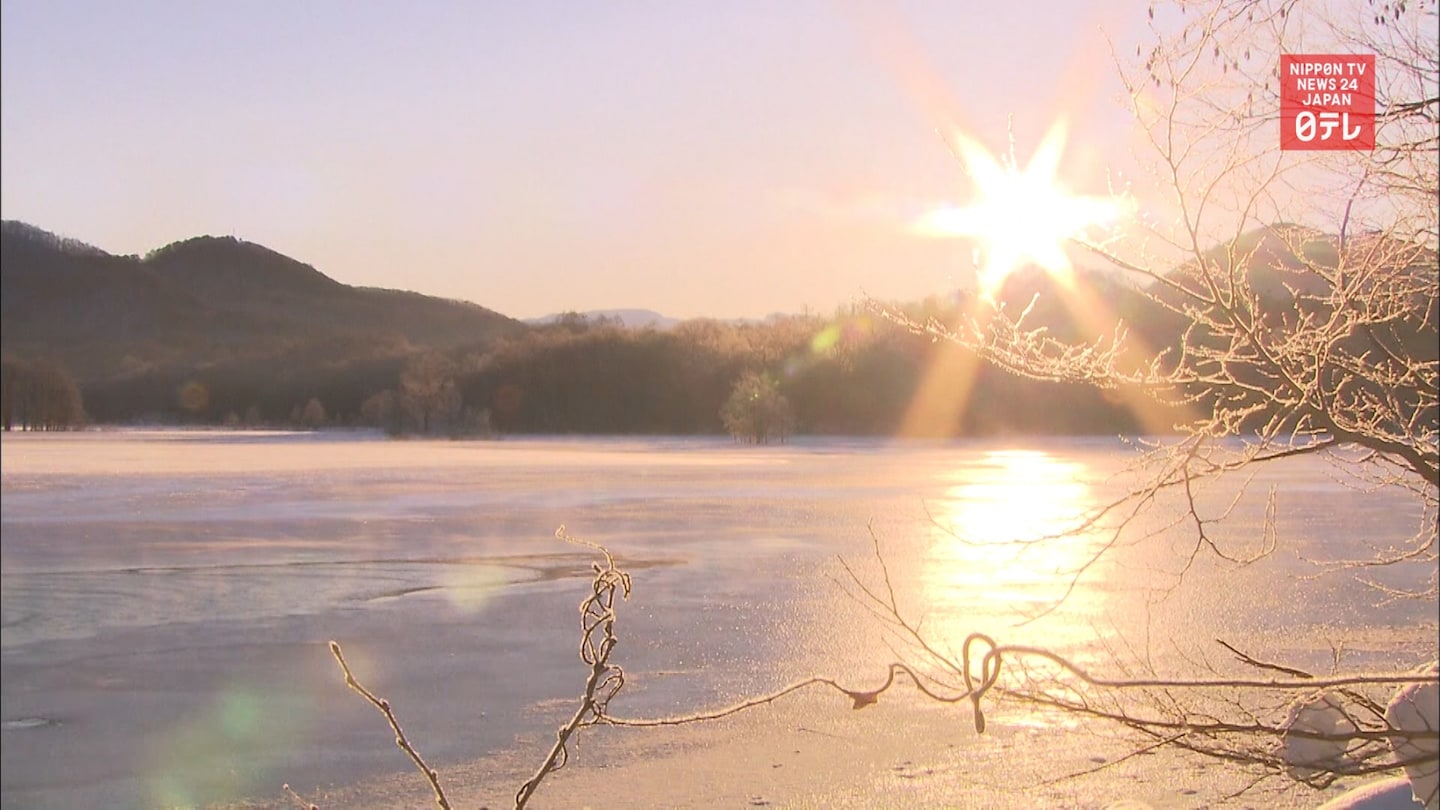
top-left (897, 337), bottom-right (983, 438)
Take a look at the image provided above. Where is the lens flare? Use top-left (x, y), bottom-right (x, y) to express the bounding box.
top-left (145, 683), bottom-right (306, 807)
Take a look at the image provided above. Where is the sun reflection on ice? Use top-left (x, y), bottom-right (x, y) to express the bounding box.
top-left (924, 449), bottom-right (1103, 615)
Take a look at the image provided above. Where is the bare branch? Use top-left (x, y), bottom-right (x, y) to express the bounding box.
top-left (329, 641), bottom-right (452, 810)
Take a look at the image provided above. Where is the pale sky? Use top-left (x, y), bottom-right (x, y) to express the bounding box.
top-left (1, 1), bottom-right (1149, 320)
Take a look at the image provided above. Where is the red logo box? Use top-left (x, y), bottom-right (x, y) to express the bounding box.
top-left (1280, 54), bottom-right (1376, 151)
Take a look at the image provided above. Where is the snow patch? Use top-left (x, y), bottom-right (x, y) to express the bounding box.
top-left (1386, 664), bottom-right (1438, 810)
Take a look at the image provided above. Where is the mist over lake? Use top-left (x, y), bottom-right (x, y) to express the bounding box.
top-left (2, 431), bottom-right (1433, 808)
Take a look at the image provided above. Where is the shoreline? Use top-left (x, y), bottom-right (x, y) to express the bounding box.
top-left (243, 691), bottom-right (1342, 809)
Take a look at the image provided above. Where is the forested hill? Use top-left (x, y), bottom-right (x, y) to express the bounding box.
top-left (0, 220), bottom-right (523, 384)
top-left (0, 218), bottom-right (1153, 433)
top-left (15, 219), bottom-right (1402, 437)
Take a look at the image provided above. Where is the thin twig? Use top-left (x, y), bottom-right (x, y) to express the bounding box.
top-left (281, 783), bottom-right (318, 810)
top-left (1216, 639), bottom-right (1314, 679)
top-left (513, 527), bottom-right (632, 809)
top-left (329, 641), bottom-right (452, 810)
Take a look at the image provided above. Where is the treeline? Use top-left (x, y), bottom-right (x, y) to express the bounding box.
top-left (458, 309), bottom-right (1140, 437)
top-left (61, 303), bottom-right (1148, 437)
top-left (1, 357), bottom-right (86, 431)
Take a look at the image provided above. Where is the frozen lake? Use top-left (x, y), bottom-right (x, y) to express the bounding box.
top-left (1, 431), bottom-right (1435, 808)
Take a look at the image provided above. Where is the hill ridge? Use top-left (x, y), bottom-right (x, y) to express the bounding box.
top-left (0, 219), bottom-right (523, 383)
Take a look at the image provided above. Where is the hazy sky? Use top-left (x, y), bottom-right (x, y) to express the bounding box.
top-left (1, 1), bottom-right (1149, 319)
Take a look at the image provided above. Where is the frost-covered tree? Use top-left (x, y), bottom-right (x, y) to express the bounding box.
top-left (720, 370), bottom-right (794, 444)
top-left (299, 397), bottom-right (326, 428)
top-left (400, 353), bottom-right (461, 435)
top-left (880, 0), bottom-right (1437, 795)
top-left (1, 357), bottom-right (85, 431)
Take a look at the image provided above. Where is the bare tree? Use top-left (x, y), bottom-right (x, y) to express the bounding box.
top-left (873, 0), bottom-right (1438, 795)
top-left (1, 357), bottom-right (86, 431)
top-left (299, 397), bottom-right (327, 429)
top-left (401, 353), bottom-right (461, 435)
top-left (720, 371), bottom-right (795, 444)
top-left (895, 0), bottom-right (1437, 583)
top-left (359, 389), bottom-right (401, 435)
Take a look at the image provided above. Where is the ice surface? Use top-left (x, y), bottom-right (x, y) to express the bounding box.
top-left (2, 430), bottom-right (1435, 808)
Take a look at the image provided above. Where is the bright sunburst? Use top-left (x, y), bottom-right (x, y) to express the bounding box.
top-left (914, 120), bottom-right (1132, 296)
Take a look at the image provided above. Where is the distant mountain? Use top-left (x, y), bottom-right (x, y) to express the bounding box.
top-left (526, 308), bottom-right (682, 329)
top-left (0, 221), bottom-right (523, 383)
top-left (1162, 224), bottom-right (1337, 306)
top-left (1148, 224), bottom-right (1437, 336)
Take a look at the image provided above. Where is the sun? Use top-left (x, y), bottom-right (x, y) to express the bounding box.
top-left (914, 120), bottom-right (1131, 296)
